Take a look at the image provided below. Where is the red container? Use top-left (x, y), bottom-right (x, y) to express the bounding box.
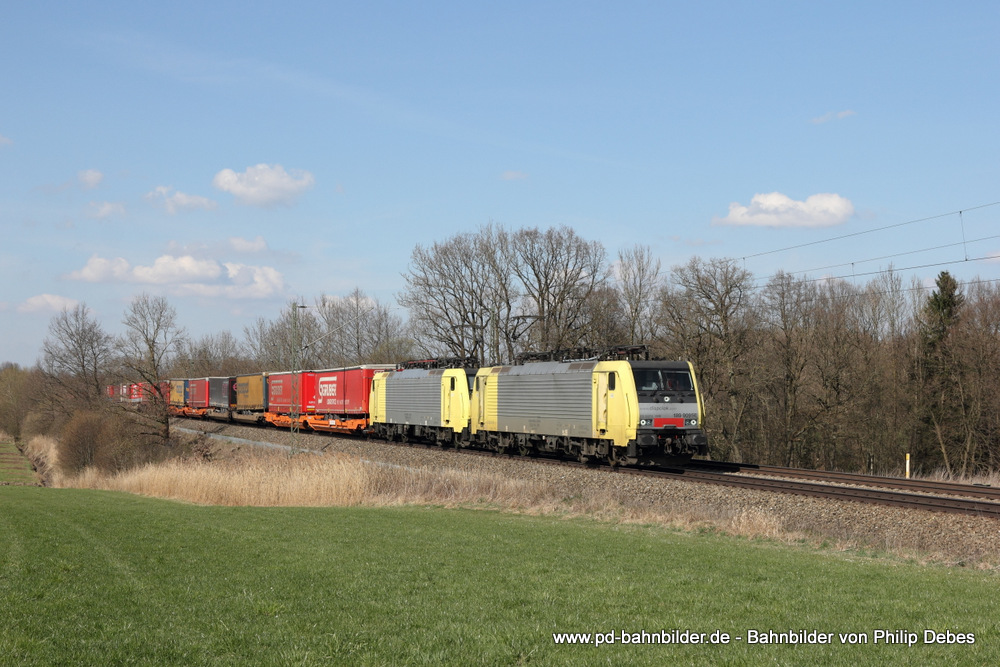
top-left (313, 366), bottom-right (387, 416)
top-left (187, 378), bottom-right (210, 408)
top-left (266, 372), bottom-right (317, 414)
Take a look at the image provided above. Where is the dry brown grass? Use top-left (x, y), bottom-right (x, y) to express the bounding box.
top-left (923, 466), bottom-right (1000, 488)
top-left (49, 447), bottom-right (812, 547)
top-left (724, 507), bottom-right (786, 540)
top-left (22, 435), bottom-right (58, 482)
top-left (55, 450), bottom-right (581, 510)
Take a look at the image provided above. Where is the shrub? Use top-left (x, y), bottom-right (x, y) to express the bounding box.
top-left (58, 411), bottom-right (108, 473)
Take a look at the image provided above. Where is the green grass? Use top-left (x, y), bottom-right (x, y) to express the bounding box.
top-left (0, 441), bottom-right (36, 485)
top-left (0, 487), bottom-right (997, 665)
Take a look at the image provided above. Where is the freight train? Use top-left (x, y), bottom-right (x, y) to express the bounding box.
top-left (109, 352), bottom-right (709, 467)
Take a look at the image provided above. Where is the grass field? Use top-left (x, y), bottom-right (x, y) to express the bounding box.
top-left (0, 440), bottom-right (36, 485)
top-left (0, 486), bottom-right (996, 665)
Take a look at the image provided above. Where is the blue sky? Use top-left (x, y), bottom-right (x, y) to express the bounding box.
top-left (3, 1), bottom-right (999, 366)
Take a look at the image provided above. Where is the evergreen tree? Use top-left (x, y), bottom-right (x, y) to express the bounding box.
top-left (916, 271), bottom-right (965, 475)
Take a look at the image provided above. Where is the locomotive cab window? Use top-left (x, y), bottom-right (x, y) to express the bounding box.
top-left (450, 377), bottom-right (456, 391)
top-left (633, 369), bottom-right (693, 392)
top-left (608, 373), bottom-right (616, 391)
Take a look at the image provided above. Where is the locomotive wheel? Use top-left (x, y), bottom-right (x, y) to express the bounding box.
top-left (608, 446), bottom-right (626, 467)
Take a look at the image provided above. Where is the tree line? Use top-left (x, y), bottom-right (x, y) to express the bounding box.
top-left (3, 223), bottom-right (999, 477)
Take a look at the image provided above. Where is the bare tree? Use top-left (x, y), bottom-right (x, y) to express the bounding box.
top-left (578, 284), bottom-right (628, 349)
top-left (242, 316), bottom-right (278, 370)
top-left (848, 269), bottom-right (910, 473)
top-left (474, 225), bottom-right (523, 364)
top-left (119, 293), bottom-right (187, 443)
top-left (40, 303), bottom-right (115, 406)
top-left (955, 280), bottom-right (1000, 473)
top-left (656, 257), bottom-right (758, 461)
top-left (400, 234), bottom-right (481, 361)
top-left (174, 330), bottom-right (250, 377)
top-left (510, 226), bottom-right (608, 352)
top-left (760, 271), bottom-right (818, 466)
top-left (314, 288), bottom-right (410, 366)
top-left (242, 300), bottom-right (322, 371)
top-left (615, 244), bottom-right (662, 344)
top-left (400, 224), bottom-right (521, 365)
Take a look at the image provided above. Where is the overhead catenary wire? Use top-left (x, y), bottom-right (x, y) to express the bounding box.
top-left (656, 201), bottom-right (999, 288)
top-left (761, 274), bottom-right (1000, 313)
top-left (797, 233), bottom-right (1000, 276)
top-left (797, 253), bottom-right (1000, 286)
top-left (752, 232), bottom-right (1000, 288)
top-left (739, 200), bottom-right (1000, 262)
top-left (722, 200), bottom-right (1000, 296)
top-left (648, 200), bottom-right (1000, 313)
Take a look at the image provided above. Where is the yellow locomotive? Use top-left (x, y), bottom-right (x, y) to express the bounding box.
top-left (369, 354), bottom-right (707, 466)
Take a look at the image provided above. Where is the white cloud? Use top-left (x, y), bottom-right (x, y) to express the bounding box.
top-left (501, 171), bottom-right (528, 181)
top-left (146, 186), bottom-right (218, 214)
top-left (712, 192), bottom-right (855, 228)
top-left (69, 254), bottom-right (218, 283)
top-left (229, 235), bottom-right (268, 252)
top-left (0, 134), bottom-right (12, 147)
top-left (88, 201), bottom-right (126, 219)
top-left (68, 255), bottom-right (131, 282)
top-left (212, 163), bottom-right (315, 206)
top-left (17, 294), bottom-right (80, 314)
top-left (78, 169), bottom-right (104, 189)
top-left (131, 255), bottom-right (222, 284)
top-left (225, 263), bottom-right (284, 298)
top-left (67, 253), bottom-right (284, 298)
top-left (811, 110), bottom-right (857, 124)
top-left (165, 263), bottom-right (285, 299)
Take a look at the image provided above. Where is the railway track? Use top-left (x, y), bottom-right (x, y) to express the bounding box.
top-left (690, 459), bottom-right (1000, 501)
top-left (409, 444), bottom-right (1000, 518)
top-left (385, 445), bottom-right (1000, 519)
top-left (628, 464), bottom-right (1000, 519)
top-left (177, 419), bottom-right (1000, 520)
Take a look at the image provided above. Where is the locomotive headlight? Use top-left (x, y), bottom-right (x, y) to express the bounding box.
top-left (689, 419), bottom-right (697, 426)
top-left (640, 419), bottom-right (649, 426)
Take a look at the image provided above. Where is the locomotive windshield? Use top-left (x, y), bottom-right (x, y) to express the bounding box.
top-left (632, 369), bottom-right (693, 392)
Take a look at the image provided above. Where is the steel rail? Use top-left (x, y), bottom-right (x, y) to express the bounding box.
top-left (621, 466), bottom-right (1000, 519)
top-left (690, 460), bottom-right (1000, 501)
